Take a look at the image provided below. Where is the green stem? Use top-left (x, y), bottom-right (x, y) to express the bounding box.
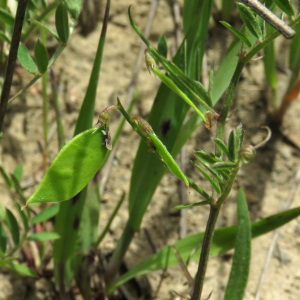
top-left (21, 1), bottom-right (58, 43)
top-left (216, 61), bottom-right (245, 155)
top-left (8, 45), bottom-right (66, 104)
top-left (50, 68), bottom-right (65, 150)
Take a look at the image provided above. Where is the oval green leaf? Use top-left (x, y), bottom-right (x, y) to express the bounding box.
top-left (224, 189), bottom-right (251, 300)
top-left (27, 232), bottom-right (60, 242)
top-left (55, 3), bottom-right (69, 44)
top-left (34, 40), bottom-right (48, 74)
top-left (220, 21), bottom-right (252, 47)
top-left (237, 3), bottom-right (263, 42)
top-left (31, 204), bottom-right (59, 224)
top-left (273, 0), bottom-right (294, 17)
top-left (6, 209), bottom-right (20, 246)
top-left (8, 263), bottom-right (37, 277)
top-left (26, 128), bottom-right (109, 205)
top-left (18, 44), bottom-right (37, 74)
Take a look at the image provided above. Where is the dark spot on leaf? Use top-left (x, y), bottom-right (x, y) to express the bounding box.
top-left (72, 192), bottom-right (81, 205)
top-left (73, 217), bottom-right (80, 230)
top-left (160, 119), bottom-right (171, 137)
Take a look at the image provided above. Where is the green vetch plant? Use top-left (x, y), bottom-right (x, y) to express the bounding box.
top-left (2, 0), bottom-right (300, 298)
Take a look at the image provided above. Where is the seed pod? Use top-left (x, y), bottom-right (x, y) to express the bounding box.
top-left (148, 134), bottom-right (189, 188)
top-left (144, 48), bottom-right (157, 75)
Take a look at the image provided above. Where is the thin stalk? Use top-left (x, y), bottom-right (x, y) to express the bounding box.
top-left (0, 0), bottom-right (28, 132)
top-left (21, 1), bottom-right (58, 43)
top-left (50, 68), bottom-right (65, 149)
top-left (8, 44), bottom-right (66, 104)
top-left (94, 192), bottom-right (126, 248)
top-left (41, 28), bottom-right (48, 174)
top-left (190, 204), bottom-right (220, 300)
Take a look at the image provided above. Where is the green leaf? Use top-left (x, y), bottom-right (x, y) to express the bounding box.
top-left (211, 161), bottom-right (237, 170)
top-left (63, 0), bottom-right (82, 19)
top-left (8, 264), bottom-right (37, 277)
top-left (10, 174), bottom-right (26, 205)
top-left (0, 257), bottom-right (18, 267)
top-left (34, 40), bottom-right (48, 74)
top-left (29, 19), bottom-right (60, 41)
top-left (224, 189), bottom-right (251, 300)
top-left (237, 3), bottom-right (263, 42)
top-left (158, 35), bottom-right (168, 58)
top-left (213, 138), bottom-right (230, 159)
top-left (220, 21), bottom-right (252, 47)
top-left (26, 128), bottom-right (109, 205)
top-left (289, 21), bottom-right (300, 72)
top-left (15, 204), bottom-right (29, 233)
top-left (174, 200), bottom-right (211, 210)
top-left (0, 205), bottom-right (6, 222)
top-left (228, 131), bottom-right (235, 161)
top-left (273, 0), bottom-right (294, 17)
top-left (110, 204), bottom-right (300, 292)
top-left (13, 165), bottom-right (23, 182)
top-left (152, 68), bottom-right (206, 121)
top-left (31, 204), bottom-right (59, 224)
top-left (27, 232), bottom-right (61, 242)
top-left (0, 222), bottom-right (7, 253)
top-left (55, 3), bottom-right (69, 44)
top-left (0, 31), bottom-right (11, 44)
top-left (6, 209), bottom-right (20, 246)
top-left (191, 161), bottom-right (221, 194)
top-left (18, 44), bottom-right (37, 74)
top-left (0, 8), bottom-right (15, 27)
top-left (0, 166), bottom-right (12, 188)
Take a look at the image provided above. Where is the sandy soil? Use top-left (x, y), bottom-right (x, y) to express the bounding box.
top-left (1, 0), bottom-right (300, 299)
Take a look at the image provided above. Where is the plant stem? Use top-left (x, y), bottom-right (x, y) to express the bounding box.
top-left (190, 204), bottom-right (220, 300)
top-left (216, 61), bottom-right (245, 155)
top-left (0, 0), bottom-right (28, 132)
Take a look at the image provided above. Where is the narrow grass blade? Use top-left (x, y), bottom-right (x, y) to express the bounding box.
top-left (0, 31), bottom-right (11, 44)
top-left (31, 204), bottom-right (59, 224)
top-left (15, 204), bottom-right (29, 232)
top-left (27, 232), bottom-right (60, 242)
top-left (211, 162), bottom-right (237, 170)
top-left (6, 209), bottom-right (20, 246)
top-left (0, 222), bottom-right (7, 253)
top-left (10, 174), bottom-right (26, 205)
top-left (110, 204), bottom-right (300, 292)
top-left (223, 189), bottom-right (251, 300)
top-left (95, 192), bottom-right (126, 247)
top-left (0, 166), bottom-right (12, 188)
top-left (220, 21), bottom-right (252, 47)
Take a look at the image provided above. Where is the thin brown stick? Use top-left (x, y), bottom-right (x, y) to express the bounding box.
top-left (254, 166), bottom-right (300, 300)
top-left (0, 0), bottom-right (28, 132)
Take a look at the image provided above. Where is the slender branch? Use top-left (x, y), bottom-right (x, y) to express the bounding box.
top-left (0, 0), bottom-right (28, 132)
